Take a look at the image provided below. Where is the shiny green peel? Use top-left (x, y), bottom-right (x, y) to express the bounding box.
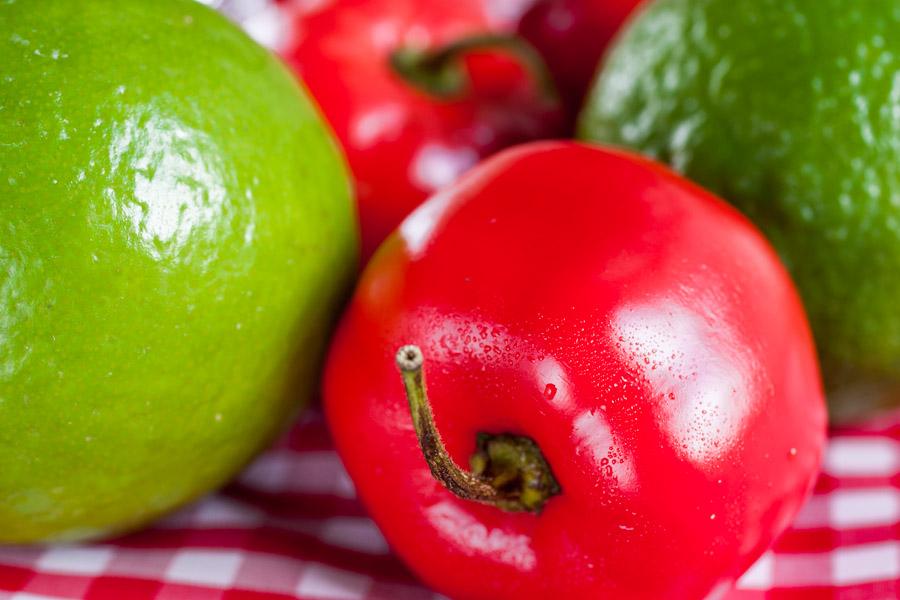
top-left (0, 0), bottom-right (357, 542)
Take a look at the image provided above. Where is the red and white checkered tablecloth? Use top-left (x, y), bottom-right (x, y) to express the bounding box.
top-left (0, 407), bottom-right (897, 600)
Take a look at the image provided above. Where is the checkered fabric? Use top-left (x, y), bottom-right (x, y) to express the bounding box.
top-left (1, 1), bottom-right (896, 598)
top-left (0, 408), bottom-right (897, 600)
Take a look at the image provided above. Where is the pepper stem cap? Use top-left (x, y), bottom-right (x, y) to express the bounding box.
top-left (396, 344), bottom-right (560, 513)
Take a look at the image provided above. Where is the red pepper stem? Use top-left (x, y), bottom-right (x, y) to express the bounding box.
top-left (389, 33), bottom-right (559, 101)
top-left (396, 345), bottom-right (560, 513)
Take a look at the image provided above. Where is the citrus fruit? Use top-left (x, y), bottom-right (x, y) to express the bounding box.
top-left (0, 0), bottom-right (357, 542)
top-left (580, 0), bottom-right (900, 419)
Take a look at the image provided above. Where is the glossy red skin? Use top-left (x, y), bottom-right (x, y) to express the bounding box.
top-left (280, 0), bottom-right (564, 259)
top-left (324, 142), bottom-right (826, 599)
top-left (518, 0), bottom-right (644, 122)
top-left (479, 0), bottom-right (541, 28)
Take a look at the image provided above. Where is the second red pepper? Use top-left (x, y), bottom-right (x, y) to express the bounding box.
top-left (281, 0), bottom-right (564, 259)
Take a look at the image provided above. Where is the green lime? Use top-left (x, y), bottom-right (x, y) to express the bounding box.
top-left (0, 0), bottom-right (357, 542)
top-left (579, 0), bottom-right (900, 419)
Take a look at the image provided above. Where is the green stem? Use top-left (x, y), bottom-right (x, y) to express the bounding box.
top-left (389, 33), bottom-right (559, 101)
top-left (395, 345), bottom-right (560, 513)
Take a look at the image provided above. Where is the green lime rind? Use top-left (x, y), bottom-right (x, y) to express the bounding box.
top-left (0, 0), bottom-right (357, 542)
top-left (579, 0), bottom-right (900, 412)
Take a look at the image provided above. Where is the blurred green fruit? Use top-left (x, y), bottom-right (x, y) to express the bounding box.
top-left (579, 0), bottom-right (900, 420)
top-left (0, 0), bottom-right (357, 542)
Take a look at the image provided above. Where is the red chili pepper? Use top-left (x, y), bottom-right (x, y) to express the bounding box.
top-left (518, 0), bottom-right (644, 123)
top-left (324, 142), bottom-right (826, 599)
top-left (280, 0), bottom-right (564, 260)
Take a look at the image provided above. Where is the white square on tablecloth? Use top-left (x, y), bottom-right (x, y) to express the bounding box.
top-left (35, 546), bottom-right (113, 575)
top-left (164, 549), bottom-right (242, 587)
top-left (825, 438), bottom-right (899, 477)
top-left (240, 450), bottom-right (350, 496)
top-left (319, 517), bottom-right (389, 554)
top-left (831, 488), bottom-right (900, 528)
top-left (296, 563), bottom-right (371, 599)
top-left (190, 496), bottom-right (265, 528)
top-left (833, 541), bottom-right (900, 584)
